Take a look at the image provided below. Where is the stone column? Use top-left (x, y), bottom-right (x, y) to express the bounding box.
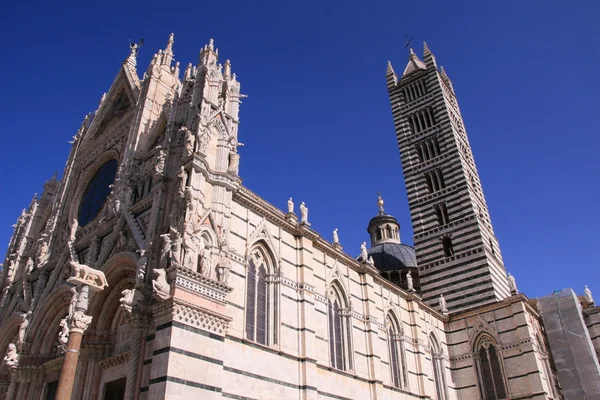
top-left (55, 285), bottom-right (94, 400)
top-left (124, 313), bottom-right (150, 400)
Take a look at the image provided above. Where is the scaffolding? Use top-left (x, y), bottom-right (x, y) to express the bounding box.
top-left (538, 288), bottom-right (600, 399)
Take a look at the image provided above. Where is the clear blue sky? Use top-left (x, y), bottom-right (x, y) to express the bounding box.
top-left (1, 0), bottom-right (598, 299)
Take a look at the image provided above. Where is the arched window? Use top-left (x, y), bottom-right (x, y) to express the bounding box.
top-left (245, 244), bottom-right (278, 346)
top-left (386, 314), bottom-right (407, 388)
top-left (385, 225), bottom-right (393, 239)
top-left (475, 335), bottom-right (507, 400)
top-left (429, 334), bottom-right (447, 400)
top-left (442, 237), bottom-right (454, 257)
top-left (327, 283), bottom-right (353, 371)
top-left (78, 159), bottom-right (118, 226)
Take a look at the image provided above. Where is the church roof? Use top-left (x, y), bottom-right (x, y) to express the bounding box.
top-left (402, 49), bottom-right (426, 76)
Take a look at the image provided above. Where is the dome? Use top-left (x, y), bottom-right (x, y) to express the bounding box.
top-left (368, 242), bottom-right (417, 272)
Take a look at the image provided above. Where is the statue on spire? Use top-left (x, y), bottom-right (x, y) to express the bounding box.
top-left (377, 192), bottom-right (385, 213)
top-left (129, 38), bottom-right (144, 60)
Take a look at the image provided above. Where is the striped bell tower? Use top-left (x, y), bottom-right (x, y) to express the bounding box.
top-left (386, 43), bottom-right (511, 313)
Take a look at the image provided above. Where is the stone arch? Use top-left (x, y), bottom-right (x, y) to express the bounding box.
top-left (247, 241), bottom-right (277, 275)
top-left (27, 284), bottom-right (73, 357)
top-left (68, 149), bottom-right (120, 225)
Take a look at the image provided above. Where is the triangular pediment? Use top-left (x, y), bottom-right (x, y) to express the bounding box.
top-left (246, 218), bottom-right (279, 262)
top-left (81, 64), bottom-right (140, 146)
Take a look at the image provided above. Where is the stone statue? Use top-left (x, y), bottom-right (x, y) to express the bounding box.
top-left (367, 256), bottom-right (374, 266)
top-left (160, 233), bottom-right (172, 268)
top-left (69, 219), bottom-right (78, 245)
top-left (3, 344), bottom-right (18, 368)
top-left (68, 261), bottom-right (109, 289)
top-left (360, 242), bottom-right (369, 262)
top-left (37, 235), bottom-right (49, 265)
top-left (154, 150), bottom-right (166, 175)
top-left (117, 230), bottom-right (128, 251)
top-left (18, 312), bottom-right (31, 344)
top-left (119, 288), bottom-right (142, 309)
top-left (198, 130), bottom-right (209, 153)
top-left (152, 269), bottom-right (170, 300)
top-left (6, 258), bottom-right (16, 285)
top-left (406, 270), bottom-right (414, 292)
top-left (333, 229), bottom-right (339, 244)
top-left (57, 318), bottom-right (69, 353)
top-left (177, 166), bottom-right (187, 196)
top-left (228, 150), bottom-right (240, 174)
top-left (507, 272), bottom-right (518, 294)
top-left (300, 202), bottom-right (308, 223)
top-left (170, 227), bottom-right (183, 265)
top-left (216, 252), bottom-right (231, 284)
top-left (200, 245), bottom-right (212, 277)
top-left (439, 294), bottom-right (448, 314)
top-left (182, 234), bottom-right (199, 271)
top-left (184, 128), bottom-right (195, 157)
top-left (287, 198), bottom-right (294, 214)
top-left (25, 257), bottom-right (34, 275)
top-left (585, 285), bottom-right (594, 304)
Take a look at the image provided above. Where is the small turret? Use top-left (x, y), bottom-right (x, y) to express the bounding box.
top-left (161, 33), bottom-right (175, 67)
top-left (423, 41), bottom-right (437, 69)
top-left (199, 38), bottom-right (219, 66)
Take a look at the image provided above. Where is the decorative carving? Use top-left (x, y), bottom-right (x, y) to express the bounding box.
top-left (67, 261), bottom-right (109, 290)
top-left (37, 234), bottom-right (49, 266)
top-left (18, 311), bottom-right (31, 344)
top-left (154, 149), bottom-right (166, 176)
top-left (159, 233), bottom-right (172, 269)
top-left (152, 269), bottom-right (170, 300)
top-left (70, 310), bottom-right (93, 332)
top-left (216, 231), bottom-right (231, 284)
top-left (227, 149), bottom-right (240, 174)
top-left (3, 344), bottom-right (18, 368)
top-left (69, 219), bottom-right (78, 245)
top-left (199, 242), bottom-right (212, 277)
top-left (585, 285), bottom-right (594, 305)
top-left (299, 202), bottom-right (308, 223)
top-left (177, 166), bottom-right (187, 197)
top-left (360, 242), bottom-right (369, 262)
top-left (57, 318), bottom-right (69, 353)
top-left (170, 227), bottom-right (183, 266)
top-left (183, 127), bottom-right (195, 157)
top-left (507, 272), bottom-right (518, 295)
top-left (406, 270), bottom-right (414, 292)
top-left (25, 257), bottom-right (34, 276)
top-left (439, 294), bottom-right (448, 314)
top-left (119, 288), bottom-right (143, 310)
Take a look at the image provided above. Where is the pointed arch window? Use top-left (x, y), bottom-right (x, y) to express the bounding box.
top-left (429, 334), bottom-right (448, 400)
top-left (245, 244), bottom-right (279, 346)
top-left (386, 314), bottom-right (407, 388)
top-left (475, 335), bottom-right (507, 400)
top-left (327, 283), bottom-right (353, 371)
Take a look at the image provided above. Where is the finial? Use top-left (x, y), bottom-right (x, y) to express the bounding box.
top-left (208, 39), bottom-right (214, 51)
top-left (184, 63), bottom-right (192, 80)
top-left (224, 59), bottom-right (231, 77)
top-left (409, 48), bottom-right (415, 55)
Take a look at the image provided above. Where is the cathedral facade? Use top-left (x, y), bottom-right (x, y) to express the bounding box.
top-left (0, 35), bottom-right (577, 399)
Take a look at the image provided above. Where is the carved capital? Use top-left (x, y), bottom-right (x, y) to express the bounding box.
top-left (69, 311), bottom-right (93, 334)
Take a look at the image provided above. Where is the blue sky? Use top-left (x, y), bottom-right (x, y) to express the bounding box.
top-left (1, 0), bottom-right (598, 299)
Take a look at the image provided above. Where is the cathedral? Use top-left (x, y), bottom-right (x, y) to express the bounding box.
top-left (0, 34), bottom-right (598, 400)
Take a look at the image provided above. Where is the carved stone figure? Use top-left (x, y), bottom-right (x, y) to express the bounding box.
top-left (170, 227), bottom-right (183, 265)
top-left (18, 312), bottom-right (31, 344)
top-left (300, 202), bottom-right (308, 223)
top-left (585, 285), bottom-right (594, 304)
top-left (68, 261), bottom-right (109, 289)
top-left (217, 253), bottom-right (231, 284)
top-left (406, 270), bottom-right (414, 292)
top-left (184, 128), bottom-right (195, 157)
top-left (360, 242), bottom-right (369, 262)
top-left (200, 245), bottom-right (212, 277)
top-left (117, 231), bottom-right (128, 251)
top-left (228, 150), bottom-right (240, 174)
top-left (69, 219), bottom-right (78, 245)
top-left (198, 130), bottom-right (209, 153)
top-left (57, 318), bottom-right (69, 353)
top-left (177, 166), bottom-right (187, 196)
top-left (154, 150), bottom-right (166, 175)
top-left (119, 288), bottom-right (142, 309)
top-left (37, 235), bottom-right (49, 265)
top-left (152, 269), bottom-right (170, 300)
top-left (508, 272), bottom-right (518, 294)
top-left (367, 256), bottom-right (374, 266)
top-left (5, 258), bottom-right (16, 285)
top-left (333, 228), bottom-right (339, 244)
top-left (439, 294), bottom-right (448, 314)
top-left (25, 257), bottom-right (34, 275)
top-left (160, 233), bottom-right (172, 268)
top-left (3, 344), bottom-right (18, 368)
top-left (183, 234), bottom-right (199, 271)
top-left (287, 198), bottom-right (294, 214)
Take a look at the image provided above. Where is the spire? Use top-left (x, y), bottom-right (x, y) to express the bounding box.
top-left (200, 38), bottom-right (219, 66)
top-left (402, 47), bottom-right (426, 77)
top-left (423, 41), bottom-right (437, 68)
top-left (440, 66), bottom-right (454, 92)
top-left (184, 63), bottom-right (193, 80)
top-left (224, 59), bottom-right (231, 78)
top-left (161, 33), bottom-right (175, 67)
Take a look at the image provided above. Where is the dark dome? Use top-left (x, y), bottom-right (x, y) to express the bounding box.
top-left (368, 242), bottom-right (417, 272)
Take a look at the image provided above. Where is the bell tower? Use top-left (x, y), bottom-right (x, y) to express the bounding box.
top-left (386, 43), bottom-right (511, 313)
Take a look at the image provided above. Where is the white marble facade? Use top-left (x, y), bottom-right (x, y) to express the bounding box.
top-left (0, 35), bottom-right (566, 400)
